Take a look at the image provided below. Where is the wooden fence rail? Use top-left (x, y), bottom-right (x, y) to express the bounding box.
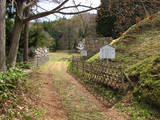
top-left (71, 58), bottom-right (132, 91)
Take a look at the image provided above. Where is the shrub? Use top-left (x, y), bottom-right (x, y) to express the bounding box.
top-left (0, 67), bottom-right (26, 100)
top-left (16, 62), bottom-right (33, 69)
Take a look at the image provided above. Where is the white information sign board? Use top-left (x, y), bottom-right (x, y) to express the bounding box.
top-left (100, 45), bottom-right (115, 59)
top-left (80, 50), bottom-right (87, 57)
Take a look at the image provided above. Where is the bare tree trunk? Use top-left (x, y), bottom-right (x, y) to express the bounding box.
top-left (23, 7), bottom-right (30, 62)
top-left (7, 17), bottom-right (24, 67)
top-left (0, 0), bottom-right (6, 72)
top-left (23, 22), bottom-right (29, 62)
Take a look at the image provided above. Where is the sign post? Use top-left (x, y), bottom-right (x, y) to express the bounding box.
top-left (80, 50), bottom-right (87, 60)
top-left (80, 50), bottom-right (87, 57)
top-left (100, 45), bottom-right (115, 64)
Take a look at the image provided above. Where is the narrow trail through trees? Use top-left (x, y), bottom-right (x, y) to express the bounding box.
top-left (37, 51), bottom-right (126, 120)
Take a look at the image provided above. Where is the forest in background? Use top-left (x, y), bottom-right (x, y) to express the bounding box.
top-left (6, 13), bottom-right (97, 62)
top-left (3, 0), bottom-right (160, 67)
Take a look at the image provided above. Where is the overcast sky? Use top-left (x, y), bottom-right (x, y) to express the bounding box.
top-left (36, 0), bottom-right (101, 21)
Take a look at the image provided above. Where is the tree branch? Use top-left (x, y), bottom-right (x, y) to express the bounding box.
top-left (23, 0), bottom-right (99, 22)
top-left (58, 4), bottom-right (94, 11)
top-left (24, 0), bottom-right (69, 22)
top-left (57, 7), bottom-right (99, 15)
top-left (53, 0), bottom-right (69, 10)
top-left (24, 0), bottom-right (37, 9)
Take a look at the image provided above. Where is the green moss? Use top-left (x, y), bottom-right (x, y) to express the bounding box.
top-left (115, 101), bottom-right (160, 120)
top-left (87, 53), bottom-right (100, 63)
top-left (126, 55), bottom-right (160, 108)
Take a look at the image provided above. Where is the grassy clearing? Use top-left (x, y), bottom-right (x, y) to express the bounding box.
top-left (49, 50), bottom-right (79, 62)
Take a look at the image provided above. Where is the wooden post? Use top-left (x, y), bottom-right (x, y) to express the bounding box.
top-left (120, 67), bottom-right (125, 90)
top-left (90, 63), bottom-right (93, 82)
top-left (82, 61), bottom-right (84, 75)
top-left (76, 60), bottom-right (78, 73)
top-left (37, 56), bottom-right (39, 67)
top-left (106, 59), bottom-right (109, 64)
top-left (72, 56), bottom-right (74, 71)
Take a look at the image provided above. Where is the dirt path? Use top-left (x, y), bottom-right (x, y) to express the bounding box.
top-left (52, 62), bottom-right (126, 120)
top-left (38, 63), bottom-right (68, 120)
top-left (37, 52), bottom-right (126, 120)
